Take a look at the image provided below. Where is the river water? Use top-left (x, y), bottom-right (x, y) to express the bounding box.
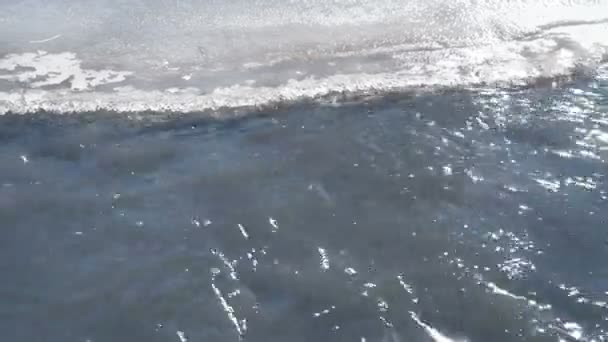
top-left (2, 69), bottom-right (608, 341)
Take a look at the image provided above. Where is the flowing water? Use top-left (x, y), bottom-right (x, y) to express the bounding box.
top-left (1, 1), bottom-right (608, 342)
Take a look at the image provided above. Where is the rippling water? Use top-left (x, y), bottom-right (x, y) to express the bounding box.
top-left (1, 68), bottom-right (607, 341)
top-left (2, 1), bottom-right (608, 341)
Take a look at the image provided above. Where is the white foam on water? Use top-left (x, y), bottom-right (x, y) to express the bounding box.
top-left (0, 0), bottom-right (607, 115)
top-left (360, 284), bottom-right (374, 297)
top-left (587, 128), bottom-right (608, 148)
top-left (318, 247), bottom-right (330, 270)
top-left (246, 251), bottom-right (258, 271)
top-left (176, 331), bottom-right (188, 342)
top-left (534, 178), bottom-right (561, 192)
top-left (211, 249), bottom-right (239, 280)
top-left (227, 289), bottom-right (241, 299)
top-left (486, 282), bottom-right (527, 301)
top-left (499, 257), bottom-right (536, 279)
top-left (313, 305), bottom-right (336, 318)
top-left (552, 150), bottom-right (575, 159)
top-left (465, 168), bottom-right (484, 183)
top-left (211, 283), bottom-right (246, 338)
top-left (552, 149), bottom-right (602, 160)
top-left (409, 311), bottom-right (464, 342)
top-left (268, 217), bottom-right (279, 232)
top-left (564, 176), bottom-right (597, 190)
top-left (483, 279), bottom-right (553, 311)
top-left (397, 274), bottom-right (414, 295)
top-left (377, 298), bottom-right (389, 312)
top-left (344, 267), bottom-right (357, 275)
top-left (237, 224), bottom-right (249, 240)
top-left (0, 51), bottom-right (131, 91)
top-left (562, 322), bottom-right (584, 340)
top-left (29, 34), bottom-right (62, 44)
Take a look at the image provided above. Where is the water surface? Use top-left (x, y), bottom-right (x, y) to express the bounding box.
top-left (2, 72), bottom-right (608, 341)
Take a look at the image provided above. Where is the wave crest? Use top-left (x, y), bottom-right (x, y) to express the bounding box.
top-left (1, 0), bottom-right (607, 114)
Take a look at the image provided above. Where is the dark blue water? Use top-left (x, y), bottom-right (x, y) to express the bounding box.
top-left (1, 75), bottom-right (608, 342)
